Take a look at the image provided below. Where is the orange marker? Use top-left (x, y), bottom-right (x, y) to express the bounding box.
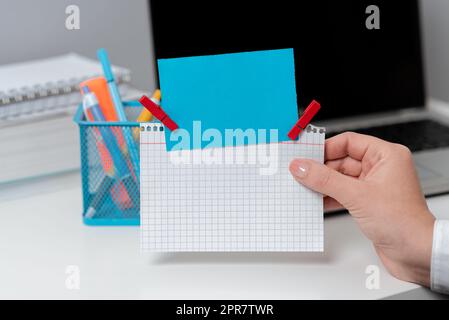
top-left (80, 77), bottom-right (135, 178)
top-left (81, 85), bottom-right (133, 210)
top-left (80, 77), bottom-right (119, 121)
top-left (80, 77), bottom-right (125, 145)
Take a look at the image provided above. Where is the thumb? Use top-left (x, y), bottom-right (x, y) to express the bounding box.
top-left (289, 159), bottom-right (361, 206)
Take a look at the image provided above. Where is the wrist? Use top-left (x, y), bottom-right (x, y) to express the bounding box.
top-left (402, 211), bottom-right (435, 287)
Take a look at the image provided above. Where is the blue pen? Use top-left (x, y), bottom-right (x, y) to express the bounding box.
top-left (97, 48), bottom-right (140, 176)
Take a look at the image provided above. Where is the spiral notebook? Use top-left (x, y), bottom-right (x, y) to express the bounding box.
top-left (140, 123), bottom-right (325, 252)
top-left (0, 53), bottom-right (141, 184)
top-left (0, 53), bottom-right (130, 120)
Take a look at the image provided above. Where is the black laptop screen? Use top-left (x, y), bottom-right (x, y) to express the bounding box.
top-left (149, 0), bottom-right (425, 120)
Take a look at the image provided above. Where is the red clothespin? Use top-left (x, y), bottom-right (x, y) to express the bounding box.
top-left (288, 100), bottom-right (321, 140)
top-left (139, 95), bottom-right (179, 131)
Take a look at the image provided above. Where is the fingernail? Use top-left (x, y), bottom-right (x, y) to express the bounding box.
top-left (292, 160), bottom-right (310, 178)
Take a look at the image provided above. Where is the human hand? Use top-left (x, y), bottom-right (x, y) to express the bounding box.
top-left (289, 132), bottom-right (435, 287)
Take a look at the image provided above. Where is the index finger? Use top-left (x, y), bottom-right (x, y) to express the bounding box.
top-left (325, 132), bottom-right (389, 161)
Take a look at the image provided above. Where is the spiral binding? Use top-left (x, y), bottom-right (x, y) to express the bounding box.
top-left (140, 124), bottom-right (324, 134)
top-left (141, 124), bottom-right (165, 132)
top-left (0, 72), bottom-right (131, 107)
top-left (306, 125), bottom-right (326, 134)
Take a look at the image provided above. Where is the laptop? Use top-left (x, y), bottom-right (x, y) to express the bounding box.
top-left (149, 0), bottom-right (449, 197)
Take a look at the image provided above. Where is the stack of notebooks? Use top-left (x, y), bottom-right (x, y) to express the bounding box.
top-left (0, 53), bottom-right (142, 184)
top-left (0, 53), bottom-right (132, 121)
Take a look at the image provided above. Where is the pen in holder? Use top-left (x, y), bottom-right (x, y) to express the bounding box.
top-left (74, 100), bottom-right (144, 226)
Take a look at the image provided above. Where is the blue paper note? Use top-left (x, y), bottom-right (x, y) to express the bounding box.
top-left (157, 49), bottom-right (298, 151)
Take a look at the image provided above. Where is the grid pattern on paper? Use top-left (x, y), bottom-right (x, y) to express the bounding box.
top-left (140, 124), bottom-right (325, 252)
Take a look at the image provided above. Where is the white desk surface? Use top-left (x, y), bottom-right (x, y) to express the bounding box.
top-left (0, 171), bottom-right (448, 300)
top-left (2, 99), bottom-right (449, 300)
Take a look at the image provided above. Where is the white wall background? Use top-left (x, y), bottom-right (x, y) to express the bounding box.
top-left (0, 0), bottom-right (448, 102)
top-left (0, 0), bottom-right (156, 91)
top-left (421, 0), bottom-right (449, 102)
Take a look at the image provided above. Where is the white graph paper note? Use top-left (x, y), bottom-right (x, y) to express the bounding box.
top-left (140, 123), bottom-right (325, 252)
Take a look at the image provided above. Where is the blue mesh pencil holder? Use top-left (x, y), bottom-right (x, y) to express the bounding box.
top-left (74, 100), bottom-right (143, 226)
